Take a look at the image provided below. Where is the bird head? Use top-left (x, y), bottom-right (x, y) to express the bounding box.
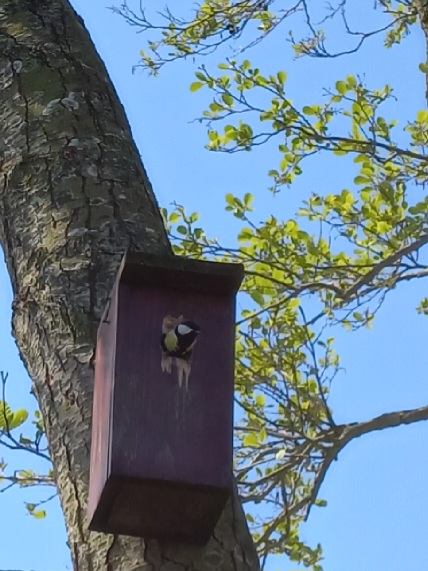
top-left (177, 321), bottom-right (200, 336)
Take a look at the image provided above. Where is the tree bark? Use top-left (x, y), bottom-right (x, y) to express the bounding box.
top-left (0, 1), bottom-right (260, 570)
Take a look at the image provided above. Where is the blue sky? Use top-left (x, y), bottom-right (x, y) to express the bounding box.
top-left (1, 1), bottom-right (427, 570)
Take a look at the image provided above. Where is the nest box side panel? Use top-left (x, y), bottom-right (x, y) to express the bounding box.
top-left (110, 279), bottom-right (235, 490)
top-left (87, 283), bottom-right (118, 526)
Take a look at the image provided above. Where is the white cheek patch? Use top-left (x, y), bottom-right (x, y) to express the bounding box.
top-left (177, 324), bottom-right (193, 335)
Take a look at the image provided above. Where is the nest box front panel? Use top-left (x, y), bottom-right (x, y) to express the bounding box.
top-left (111, 279), bottom-right (235, 491)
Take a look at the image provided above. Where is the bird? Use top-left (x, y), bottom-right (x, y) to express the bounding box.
top-left (160, 315), bottom-right (200, 389)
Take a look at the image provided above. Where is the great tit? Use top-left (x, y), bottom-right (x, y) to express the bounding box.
top-left (160, 315), bottom-right (200, 389)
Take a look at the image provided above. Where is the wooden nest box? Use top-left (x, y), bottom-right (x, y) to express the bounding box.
top-left (88, 252), bottom-right (243, 543)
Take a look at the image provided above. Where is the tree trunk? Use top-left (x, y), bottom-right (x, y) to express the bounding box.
top-left (0, 1), bottom-right (259, 570)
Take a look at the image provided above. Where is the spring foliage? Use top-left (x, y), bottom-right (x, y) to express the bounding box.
top-left (111, 1), bottom-right (428, 567)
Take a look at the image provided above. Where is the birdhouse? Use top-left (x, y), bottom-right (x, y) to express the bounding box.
top-left (88, 252), bottom-right (244, 543)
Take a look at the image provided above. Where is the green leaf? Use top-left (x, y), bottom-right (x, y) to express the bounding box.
top-left (0, 401), bottom-right (12, 429)
top-left (335, 80), bottom-right (347, 94)
top-left (346, 74), bottom-right (357, 87)
top-left (243, 432), bottom-right (259, 447)
top-left (277, 70), bottom-right (287, 85)
top-left (250, 290), bottom-right (264, 305)
top-left (302, 106), bottom-right (316, 116)
top-left (244, 192), bottom-right (254, 206)
top-left (238, 228), bottom-right (254, 242)
top-left (417, 297), bottom-right (428, 315)
top-left (376, 221), bottom-right (390, 233)
top-left (354, 176), bottom-right (370, 185)
top-left (417, 109), bottom-right (428, 122)
top-left (190, 81), bottom-right (203, 92)
top-left (209, 102), bottom-right (223, 113)
top-left (168, 212), bottom-right (180, 223)
top-left (315, 499), bottom-right (327, 507)
top-left (176, 225), bottom-right (187, 235)
top-left (225, 193), bottom-right (235, 206)
top-left (222, 93), bottom-right (234, 106)
top-left (9, 409), bottom-right (29, 429)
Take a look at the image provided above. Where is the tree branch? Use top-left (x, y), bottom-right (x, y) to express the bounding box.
top-left (342, 233), bottom-right (428, 300)
top-left (305, 403), bottom-right (428, 520)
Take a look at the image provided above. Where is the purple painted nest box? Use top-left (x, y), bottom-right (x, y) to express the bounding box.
top-left (88, 252), bottom-right (244, 543)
